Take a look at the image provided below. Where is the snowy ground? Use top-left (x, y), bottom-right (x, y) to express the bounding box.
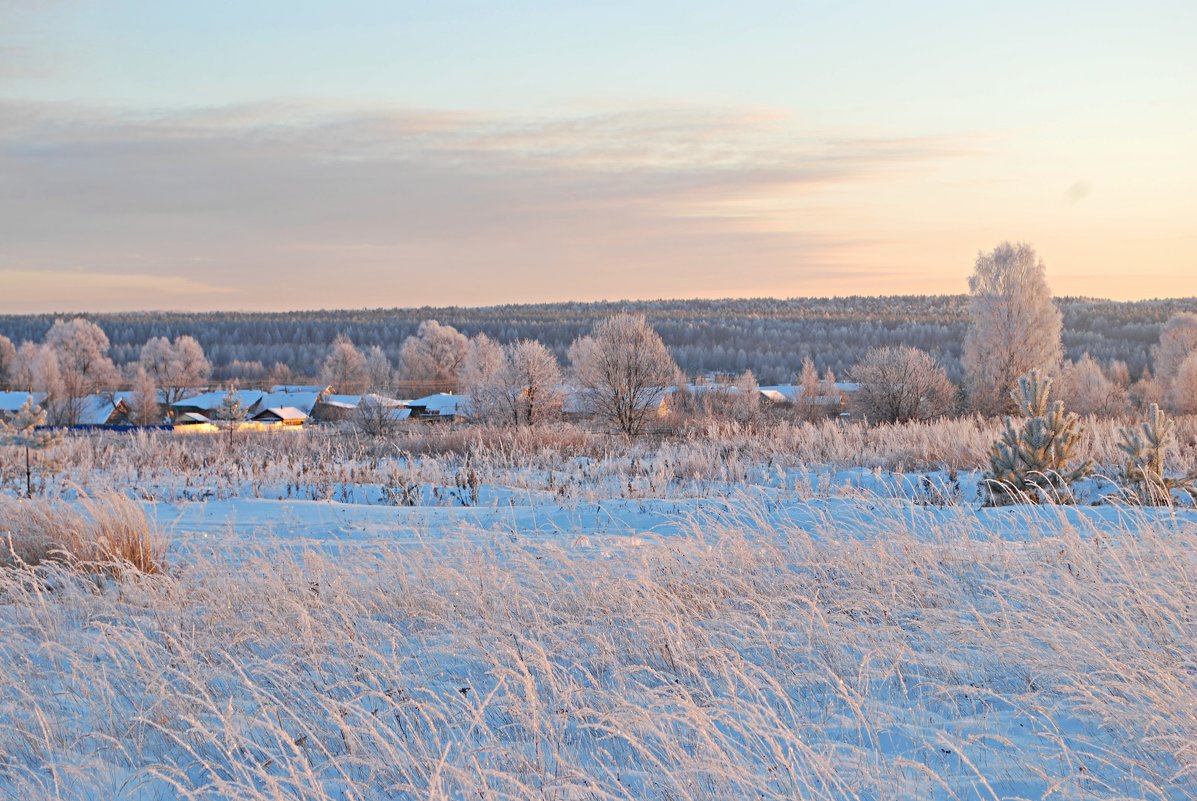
top-left (2, 454), bottom-right (1196, 800)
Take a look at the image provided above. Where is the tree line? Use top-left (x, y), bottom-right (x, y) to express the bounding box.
top-left (2, 243), bottom-right (1196, 432)
top-left (0, 294), bottom-right (1192, 386)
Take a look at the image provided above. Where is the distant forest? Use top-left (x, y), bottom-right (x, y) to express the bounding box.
top-left (2, 296), bottom-right (1195, 385)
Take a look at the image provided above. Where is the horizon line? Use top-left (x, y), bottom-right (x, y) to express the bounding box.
top-left (4, 293), bottom-right (1197, 318)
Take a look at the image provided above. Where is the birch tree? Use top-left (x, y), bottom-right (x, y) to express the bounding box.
top-left (963, 242), bottom-right (1063, 416)
top-left (399, 320), bottom-right (469, 396)
top-left (569, 314), bottom-right (680, 436)
top-left (500, 340), bottom-right (562, 426)
top-left (45, 318), bottom-right (119, 425)
top-left (321, 334), bottom-right (367, 393)
top-left (140, 335), bottom-right (212, 409)
top-left (458, 334), bottom-right (507, 422)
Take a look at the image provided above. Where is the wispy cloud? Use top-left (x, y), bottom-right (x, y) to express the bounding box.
top-left (0, 99), bottom-right (962, 311)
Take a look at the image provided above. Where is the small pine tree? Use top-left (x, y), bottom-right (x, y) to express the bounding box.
top-left (0, 398), bottom-right (63, 497)
top-left (983, 369), bottom-right (1094, 505)
top-left (214, 389), bottom-right (245, 445)
top-left (1116, 404), bottom-right (1197, 505)
top-left (215, 389), bottom-right (244, 424)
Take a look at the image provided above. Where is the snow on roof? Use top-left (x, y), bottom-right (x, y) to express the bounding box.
top-left (254, 406), bottom-right (308, 422)
top-left (320, 394), bottom-right (363, 409)
top-left (172, 389), bottom-right (263, 410)
top-left (76, 395), bottom-right (122, 425)
top-left (359, 393), bottom-right (407, 408)
top-left (176, 412), bottom-right (211, 424)
top-left (256, 391), bottom-right (321, 415)
top-left (0, 391), bottom-right (47, 412)
top-left (407, 393), bottom-right (463, 415)
top-left (389, 407), bottom-right (412, 420)
top-left (759, 389), bottom-right (789, 404)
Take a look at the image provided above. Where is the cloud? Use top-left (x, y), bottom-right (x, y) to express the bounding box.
top-left (0, 99), bottom-right (962, 311)
top-left (0, 269), bottom-right (238, 313)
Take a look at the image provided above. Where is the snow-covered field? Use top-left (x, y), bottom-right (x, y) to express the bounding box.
top-left (2, 428), bottom-right (1196, 799)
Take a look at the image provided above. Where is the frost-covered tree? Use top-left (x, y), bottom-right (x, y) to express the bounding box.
top-left (363, 346), bottom-right (393, 394)
top-left (140, 335), bottom-right (211, 408)
top-left (794, 357), bottom-right (823, 422)
top-left (45, 318), bottom-right (119, 425)
top-left (1056, 354), bottom-right (1129, 417)
top-left (1168, 352), bottom-right (1197, 415)
top-left (213, 389), bottom-right (245, 445)
top-left (852, 346), bottom-right (957, 423)
top-left (1152, 312), bottom-right (1197, 388)
top-left (569, 314), bottom-right (681, 436)
top-left (399, 320), bottom-right (469, 396)
top-left (499, 340), bottom-right (563, 426)
top-left (127, 365), bottom-right (162, 426)
top-left (0, 334), bottom-right (15, 390)
top-left (0, 398), bottom-right (61, 497)
top-left (983, 369), bottom-right (1094, 505)
top-left (728, 369), bottom-right (761, 423)
top-left (14, 344), bottom-right (70, 426)
top-left (321, 334), bottom-right (367, 393)
top-left (1116, 404), bottom-right (1197, 505)
top-left (1130, 369), bottom-right (1167, 412)
top-left (963, 243), bottom-right (1063, 416)
top-left (458, 334), bottom-right (507, 422)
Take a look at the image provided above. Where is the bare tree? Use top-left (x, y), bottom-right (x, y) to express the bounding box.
top-left (140, 335), bottom-right (212, 409)
top-left (569, 314), bottom-right (680, 436)
top-left (399, 320), bottom-right (470, 396)
top-left (0, 335), bottom-right (14, 390)
top-left (852, 346), bottom-right (957, 423)
top-left (1153, 313), bottom-right (1197, 388)
top-left (354, 396), bottom-right (401, 437)
top-left (962, 242), bottom-right (1063, 416)
top-left (321, 334), bottom-right (367, 393)
top-left (500, 340), bottom-right (563, 426)
top-left (458, 334), bottom-right (507, 422)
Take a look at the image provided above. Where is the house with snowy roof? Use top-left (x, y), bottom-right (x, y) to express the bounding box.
top-left (171, 389), bottom-right (264, 419)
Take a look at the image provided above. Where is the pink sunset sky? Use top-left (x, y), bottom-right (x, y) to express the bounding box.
top-left (1, 1), bottom-right (1194, 311)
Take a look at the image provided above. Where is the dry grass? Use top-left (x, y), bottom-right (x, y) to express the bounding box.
top-left (0, 493), bottom-right (165, 574)
top-left (0, 500), bottom-right (1194, 799)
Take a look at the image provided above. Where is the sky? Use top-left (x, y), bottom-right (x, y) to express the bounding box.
top-left (1, 0), bottom-right (1194, 312)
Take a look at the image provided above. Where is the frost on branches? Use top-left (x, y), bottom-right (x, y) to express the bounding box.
top-left (1116, 404), bottom-right (1197, 505)
top-left (963, 242), bottom-right (1063, 416)
top-left (983, 369), bottom-right (1093, 505)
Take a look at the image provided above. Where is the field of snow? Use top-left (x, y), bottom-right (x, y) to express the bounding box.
top-left (2, 429), bottom-right (1196, 799)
